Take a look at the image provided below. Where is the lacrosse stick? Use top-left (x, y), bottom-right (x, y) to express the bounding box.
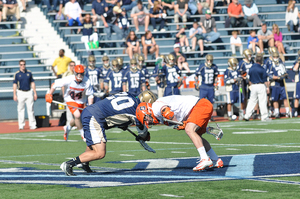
top-left (126, 128), bottom-right (156, 153)
top-left (283, 78), bottom-right (293, 118)
top-left (163, 118), bottom-right (223, 140)
top-left (52, 100), bottom-right (84, 110)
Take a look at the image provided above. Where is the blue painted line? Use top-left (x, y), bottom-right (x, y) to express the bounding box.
top-left (225, 155), bottom-right (255, 177)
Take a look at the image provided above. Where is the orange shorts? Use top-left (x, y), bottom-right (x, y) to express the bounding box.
top-left (66, 102), bottom-right (84, 114)
top-left (186, 98), bottom-right (213, 135)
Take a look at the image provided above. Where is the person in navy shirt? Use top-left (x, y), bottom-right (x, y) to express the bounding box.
top-left (92, 0), bottom-right (108, 27)
top-left (136, 54), bottom-right (150, 90)
top-left (152, 55), bottom-right (167, 98)
top-left (149, 1), bottom-right (166, 32)
top-left (244, 54), bottom-right (271, 121)
top-left (194, 54), bottom-right (219, 104)
top-left (104, 59), bottom-right (125, 95)
top-left (13, 60), bottom-right (37, 130)
top-left (103, 6), bottom-right (123, 47)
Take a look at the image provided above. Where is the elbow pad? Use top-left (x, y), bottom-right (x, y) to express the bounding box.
top-left (161, 106), bottom-right (174, 120)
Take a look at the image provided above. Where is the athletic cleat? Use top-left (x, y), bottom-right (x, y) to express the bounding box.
top-left (213, 158), bottom-right (224, 168)
top-left (63, 125), bottom-right (71, 141)
top-left (193, 158), bottom-right (213, 171)
top-left (60, 162), bottom-right (76, 176)
top-left (77, 162), bottom-right (94, 173)
top-left (274, 113), bottom-right (280, 119)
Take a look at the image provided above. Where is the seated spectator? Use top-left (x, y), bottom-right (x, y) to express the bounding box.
top-left (258, 23), bottom-right (274, 53)
top-left (106, 0), bottom-right (118, 9)
top-left (272, 23), bottom-right (286, 62)
top-left (171, 43), bottom-right (190, 72)
top-left (118, 8), bottom-right (130, 39)
top-left (149, 1), bottom-right (166, 32)
top-left (65, 0), bottom-right (82, 33)
top-left (243, 0), bottom-right (262, 27)
top-left (227, 0), bottom-right (247, 28)
top-left (121, 0), bottom-right (137, 11)
top-left (230, 30), bottom-right (243, 56)
top-left (44, 0), bottom-right (58, 13)
top-left (0, 1), bottom-right (3, 22)
top-left (126, 30), bottom-right (141, 59)
top-left (2, 0), bottom-right (20, 21)
top-left (80, 14), bottom-right (99, 55)
top-left (200, 10), bottom-right (220, 43)
top-left (286, 0), bottom-right (300, 32)
top-left (103, 6), bottom-right (123, 47)
top-left (141, 30), bottom-right (159, 60)
top-left (175, 26), bottom-right (190, 53)
top-left (197, 0), bottom-right (214, 15)
top-left (247, 30), bottom-right (259, 54)
top-left (56, 0), bottom-right (69, 20)
top-left (174, 0), bottom-right (190, 30)
top-left (20, 0), bottom-right (26, 12)
top-left (148, 0), bottom-right (155, 8)
top-left (189, 22), bottom-right (205, 55)
top-left (161, 0), bottom-right (174, 15)
top-left (91, 0), bottom-right (108, 28)
top-left (131, 0), bottom-right (150, 33)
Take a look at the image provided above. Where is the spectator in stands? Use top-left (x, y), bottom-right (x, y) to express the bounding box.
top-left (258, 23), bottom-right (274, 53)
top-left (80, 14), bottom-right (99, 55)
top-left (174, 0), bottom-right (190, 30)
top-left (148, 0), bottom-right (155, 8)
top-left (0, 1), bottom-right (2, 22)
top-left (176, 26), bottom-right (190, 53)
top-left (247, 30), bottom-right (259, 54)
top-left (161, 0), bottom-right (174, 15)
top-left (150, 1), bottom-right (166, 32)
top-left (65, 0), bottom-right (82, 33)
top-left (272, 23), bottom-right (286, 62)
top-left (197, 0), bottom-right (214, 15)
top-left (189, 22), bottom-right (204, 55)
top-left (57, 0), bottom-right (69, 19)
top-left (141, 30), bottom-right (159, 60)
top-left (44, 0), bottom-right (58, 13)
top-left (13, 60), bottom-right (37, 130)
top-left (227, 0), bottom-right (247, 28)
top-left (243, 0), bottom-right (262, 27)
top-left (103, 6), bottom-right (123, 47)
top-left (91, 0), bottom-right (108, 28)
top-left (121, 0), bottom-right (137, 11)
top-left (286, 0), bottom-right (300, 32)
top-left (230, 30), bottom-right (243, 56)
top-left (126, 30), bottom-right (141, 59)
top-left (51, 49), bottom-right (72, 78)
top-left (200, 10), bottom-right (220, 43)
top-left (171, 43), bottom-right (190, 72)
top-left (2, 0), bottom-right (20, 21)
top-left (118, 8), bottom-right (130, 39)
top-left (131, 0), bottom-right (150, 33)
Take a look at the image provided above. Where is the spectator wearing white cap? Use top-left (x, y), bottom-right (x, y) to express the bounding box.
top-left (171, 43), bottom-right (190, 72)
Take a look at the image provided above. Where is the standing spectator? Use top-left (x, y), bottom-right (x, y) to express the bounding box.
top-left (51, 49), bottom-right (72, 78)
top-left (286, 0), bottom-right (300, 32)
top-left (174, 0), bottom-right (190, 30)
top-left (126, 30), bottom-right (141, 59)
top-left (227, 0), bottom-right (247, 28)
top-left (13, 60), bottom-right (37, 130)
top-left (230, 30), bottom-right (243, 56)
top-left (2, 0), bottom-right (20, 21)
top-left (121, 0), bottom-right (137, 11)
top-left (197, 0), bottom-right (214, 15)
top-left (175, 26), bottom-right (190, 53)
top-left (189, 22), bottom-right (205, 54)
top-left (91, 0), bottom-right (109, 27)
top-left (80, 14), bottom-right (99, 55)
top-left (170, 43), bottom-right (190, 72)
top-left (272, 23), bottom-right (286, 62)
top-left (118, 8), bottom-right (130, 39)
top-left (103, 6), bottom-right (123, 47)
top-left (131, 0), bottom-right (150, 33)
top-left (257, 23), bottom-right (274, 53)
top-left (149, 1), bottom-right (166, 32)
top-left (200, 10), bottom-right (220, 43)
top-left (141, 30), bottom-right (159, 60)
top-left (243, 0), bottom-right (262, 27)
top-left (247, 30), bottom-right (259, 54)
top-left (244, 54), bottom-right (271, 121)
top-left (65, 0), bottom-right (82, 33)
top-left (161, 0), bottom-right (174, 15)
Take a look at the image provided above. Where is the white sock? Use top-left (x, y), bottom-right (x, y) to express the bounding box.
top-left (79, 128), bottom-right (84, 138)
top-left (285, 107), bottom-right (290, 114)
top-left (228, 111), bottom-right (232, 117)
top-left (67, 124), bottom-right (71, 130)
top-left (197, 147), bottom-right (209, 160)
top-left (274, 108), bottom-right (279, 114)
top-left (207, 148), bottom-right (219, 161)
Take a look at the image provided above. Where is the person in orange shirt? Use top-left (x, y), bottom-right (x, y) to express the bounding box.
top-left (227, 0), bottom-right (247, 28)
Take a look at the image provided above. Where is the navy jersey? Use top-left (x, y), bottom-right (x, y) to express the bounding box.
top-left (85, 92), bottom-right (141, 128)
top-left (105, 69), bottom-right (125, 94)
top-left (195, 63), bottom-right (219, 88)
top-left (264, 57), bottom-right (284, 74)
top-left (249, 63), bottom-right (268, 84)
top-left (269, 62), bottom-right (286, 87)
top-left (140, 66), bottom-right (150, 80)
top-left (163, 65), bottom-right (181, 87)
top-left (99, 66), bottom-right (111, 79)
top-left (13, 69), bottom-right (34, 91)
top-left (224, 68), bottom-right (239, 91)
top-left (122, 70), bottom-right (145, 96)
top-left (85, 67), bottom-right (102, 92)
top-left (238, 59), bottom-right (253, 78)
top-left (152, 63), bottom-right (166, 88)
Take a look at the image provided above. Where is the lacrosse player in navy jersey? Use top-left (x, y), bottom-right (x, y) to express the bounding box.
top-left (122, 58), bottom-right (146, 96)
top-left (99, 55), bottom-right (111, 92)
top-left (85, 55), bottom-right (103, 103)
top-left (292, 51), bottom-right (300, 117)
top-left (224, 58), bottom-right (244, 121)
top-left (60, 91), bottom-right (157, 176)
top-left (104, 59), bottom-right (125, 95)
top-left (194, 54), bottom-right (219, 104)
top-left (162, 53), bottom-right (183, 96)
top-left (136, 54), bottom-right (151, 90)
top-left (152, 54), bottom-right (167, 98)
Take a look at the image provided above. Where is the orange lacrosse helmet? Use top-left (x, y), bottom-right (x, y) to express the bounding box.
top-left (136, 102), bottom-right (159, 128)
top-left (74, 65), bottom-right (85, 82)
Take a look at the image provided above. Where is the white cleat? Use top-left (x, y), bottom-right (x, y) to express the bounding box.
top-left (213, 158), bottom-right (224, 168)
top-left (63, 125), bottom-right (71, 141)
top-left (193, 158), bottom-right (213, 171)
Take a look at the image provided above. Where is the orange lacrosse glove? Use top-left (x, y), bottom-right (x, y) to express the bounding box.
top-left (45, 93), bottom-right (53, 103)
top-left (176, 121), bottom-right (187, 130)
top-left (161, 106), bottom-right (174, 120)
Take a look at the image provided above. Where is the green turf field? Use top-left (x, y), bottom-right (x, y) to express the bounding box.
top-left (0, 118), bottom-right (300, 198)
